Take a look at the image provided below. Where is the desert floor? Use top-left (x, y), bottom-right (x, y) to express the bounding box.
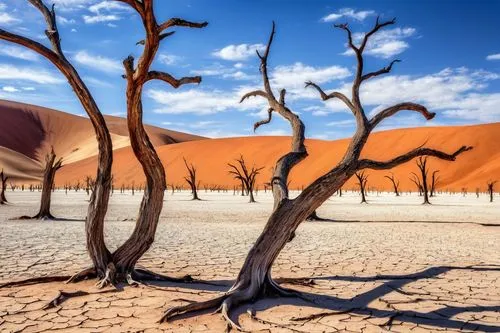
top-left (0, 190), bottom-right (499, 332)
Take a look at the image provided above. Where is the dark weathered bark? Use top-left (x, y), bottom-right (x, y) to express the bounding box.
top-left (0, 169), bottom-right (8, 204)
top-left (228, 155), bottom-right (263, 203)
top-left (354, 171), bottom-right (368, 203)
top-left (430, 170), bottom-right (440, 197)
top-left (415, 157), bottom-right (430, 204)
top-left (384, 173), bottom-right (400, 196)
top-left (108, 1), bottom-right (206, 283)
top-left (162, 18), bottom-right (473, 329)
top-left (32, 148), bottom-right (62, 219)
top-left (183, 158), bottom-right (200, 200)
top-left (0, 0), bottom-right (114, 277)
top-left (487, 181), bottom-right (497, 203)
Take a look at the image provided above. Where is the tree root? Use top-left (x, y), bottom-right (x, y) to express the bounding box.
top-left (160, 277), bottom-right (316, 331)
top-left (0, 276), bottom-right (72, 289)
top-left (66, 267), bottom-right (97, 284)
top-left (44, 288), bottom-right (119, 309)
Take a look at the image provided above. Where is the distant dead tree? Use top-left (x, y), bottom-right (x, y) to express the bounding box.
top-left (410, 172), bottom-right (423, 196)
top-left (487, 181), bottom-right (497, 202)
top-left (354, 171), bottom-right (369, 203)
top-left (227, 155), bottom-right (263, 203)
top-left (414, 157), bottom-right (434, 204)
top-left (430, 170), bottom-right (440, 197)
top-left (20, 148), bottom-right (62, 220)
top-left (384, 173), bottom-right (400, 196)
top-left (1, 0), bottom-right (206, 287)
top-left (162, 20), bottom-right (472, 327)
top-left (9, 182), bottom-right (16, 191)
top-left (0, 169), bottom-right (8, 204)
top-left (85, 176), bottom-right (95, 196)
top-left (183, 158), bottom-right (201, 200)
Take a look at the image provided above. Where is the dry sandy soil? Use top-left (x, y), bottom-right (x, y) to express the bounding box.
top-left (0, 191), bottom-right (499, 332)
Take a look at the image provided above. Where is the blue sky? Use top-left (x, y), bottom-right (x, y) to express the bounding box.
top-left (1, 0), bottom-right (499, 139)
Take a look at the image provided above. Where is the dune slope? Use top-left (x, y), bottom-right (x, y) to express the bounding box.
top-left (56, 123), bottom-right (500, 192)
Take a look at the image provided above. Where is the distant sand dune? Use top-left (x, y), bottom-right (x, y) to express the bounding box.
top-left (1, 100), bottom-right (499, 191)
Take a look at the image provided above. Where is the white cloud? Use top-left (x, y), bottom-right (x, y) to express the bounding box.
top-left (83, 1), bottom-right (131, 24)
top-left (158, 53), bottom-right (182, 65)
top-left (148, 84), bottom-right (266, 115)
top-left (0, 3), bottom-right (19, 25)
top-left (57, 15), bottom-right (76, 25)
top-left (190, 63), bottom-right (255, 81)
top-left (342, 27), bottom-right (417, 58)
top-left (0, 45), bottom-right (39, 61)
top-left (212, 43), bottom-right (265, 61)
top-left (321, 8), bottom-right (376, 22)
top-left (83, 14), bottom-right (120, 24)
top-left (271, 62), bottom-right (351, 90)
top-left (486, 53), bottom-right (500, 61)
top-left (0, 64), bottom-right (64, 84)
top-left (2, 86), bottom-right (19, 92)
top-left (74, 50), bottom-right (122, 74)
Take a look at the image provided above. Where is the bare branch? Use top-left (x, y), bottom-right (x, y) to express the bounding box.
top-left (146, 71), bottom-right (201, 88)
top-left (239, 90), bottom-right (269, 103)
top-left (334, 23), bottom-right (357, 52)
top-left (159, 18), bottom-right (208, 32)
top-left (370, 102), bottom-right (436, 129)
top-left (361, 59), bottom-right (401, 81)
top-left (256, 21), bottom-right (276, 100)
top-left (305, 81), bottom-right (355, 112)
top-left (254, 108), bottom-right (273, 132)
top-left (359, 16), bottom-right (396, 53)
top-left (357, 146), bottom-right (473, 171)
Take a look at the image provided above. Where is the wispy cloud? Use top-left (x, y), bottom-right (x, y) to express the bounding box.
top-left (0, 64), bottom-right (64, 84)
top-left (321, 8), bottom-right (376, 22)
top-left (486, 53), bottom-right (500, 61)
top-left (0, 44), bottom-right (39, 61)
top-left (83, 1), bottom-right (131, 24)
top-left (74, 50), bottom-right (122, 74)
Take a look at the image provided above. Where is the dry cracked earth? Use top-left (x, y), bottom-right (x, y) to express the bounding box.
top-left (0, 191), bottom-right (499, 332)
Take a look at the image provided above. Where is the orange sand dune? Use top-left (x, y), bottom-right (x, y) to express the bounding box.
top-left (56, 122), bottom-right (500, 192)
top-left (0, 100), bottom-right (205, 181)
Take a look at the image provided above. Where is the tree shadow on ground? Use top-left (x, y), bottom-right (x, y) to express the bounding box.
top-left (161, 264), bottom-right (500, 332)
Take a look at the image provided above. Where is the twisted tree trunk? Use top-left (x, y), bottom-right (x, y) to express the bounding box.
top-left (162, 19), bottom-right (473, 330)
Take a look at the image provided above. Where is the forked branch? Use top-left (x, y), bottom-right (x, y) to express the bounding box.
top-left (357, 146), bottom-right (473, 171)
top-left (146, 71), bottom-right (201, 88)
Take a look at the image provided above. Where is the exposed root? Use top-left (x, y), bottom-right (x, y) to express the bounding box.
top-left (44, 288), bottom-right (119, 309)
top-left (44, 290), bottom-right (90, 310)
top-left (66, 267), bottom-right (96, 284)
top-left (0, 275), bottom-right (71, 289)
top-left (95, 263), bottom-right (116, 289)
top-left (306, 211), bottom-right (332, 221)
top-left (160, 294), bottom-right (228, 323)
top-left (265, 277), bottom-right (317, 305)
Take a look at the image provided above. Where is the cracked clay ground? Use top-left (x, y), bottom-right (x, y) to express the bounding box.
top-left (0, 190), bottom-right (499, 332)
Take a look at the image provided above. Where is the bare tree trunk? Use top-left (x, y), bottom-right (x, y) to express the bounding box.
top-left (488, 181), bottom-right (497, 203)
top-left (0, 169), bottom-right (8, 204)
top-left (416, 157), bottom-right (430, 204)
top-left (33, 148), bottom-right (62, 219)
top-left (430, 170), bottom-right (440, 197)
top-left (1, 0), bottom-right (115, 280)
top-left (183, 158), bottom-right (201, 200)
top-left (355, 171), bottom-right (368, 203)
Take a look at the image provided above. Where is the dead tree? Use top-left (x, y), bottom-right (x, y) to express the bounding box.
top-left (354, 171), bottom-right (369, 203)
top-left (415, 157), bottom-right (431, 204)
top-left (0, 0), bottom-right (115, 280)
top-left (0, 169), bottom-right (8, 204)
top-left (85, 176), bottom-right (95, 196)
top-left (488, 181), bottom-right (497, 202)
top-left (227, 155), bottom-right (263, 203)
top-left (183, 158), bottom-right (201, 200)
top-left (430, 170), bottom-right (440, 197)
top-left (162, 20), bottom-right (472, 328)
top-left (23, 148), bottom-right (63, 219)
top-left (410, 172), bottom-right (423, 196)
top-left (1, 0), bottom-right (206, 287)
top-left (384, 173), bottom-right (400, 196)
